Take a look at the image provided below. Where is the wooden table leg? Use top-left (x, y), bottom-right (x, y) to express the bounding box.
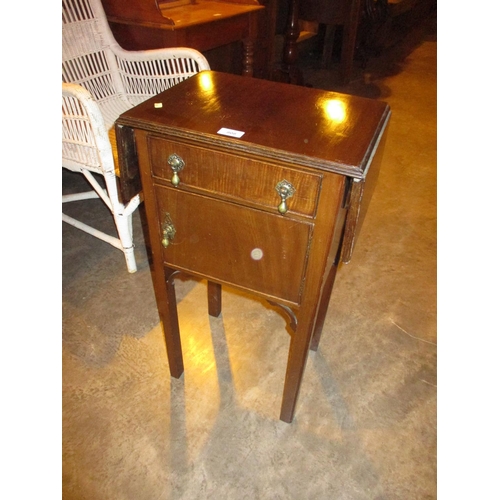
top-left (277, 0), bottom-right (304, 85)
top-left (310, 259), bottom-right (340, 351)
top-left (157, 266), bottom-right (184, 378)
top-left (340, 0), bottom-right (362, 84)
top-left (321, 24), bottom-right (337, 69)
top-left (279, 307), bottom-right (318, 423)
top-left (207, 281), bottom-right (222, 317)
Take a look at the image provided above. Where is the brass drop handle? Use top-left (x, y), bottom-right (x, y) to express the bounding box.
top-left (275, 180), bottom-right (296, 214)
top-left (167, 153), bottom-right (185, 187)
top-left (161, 213), bottom-right (176, 248)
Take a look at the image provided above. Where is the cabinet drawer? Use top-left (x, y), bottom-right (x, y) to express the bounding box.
top-left (148, 136), bottom-right (322, 218)
top-left (155, 185), bottom-right (313, 304)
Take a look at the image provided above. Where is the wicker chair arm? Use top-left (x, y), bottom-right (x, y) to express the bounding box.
top-left (62, 83), bottom-right (114, 174)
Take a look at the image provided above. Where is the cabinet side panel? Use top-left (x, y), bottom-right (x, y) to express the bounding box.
top-left (115, 124), bottom-right (142, 203)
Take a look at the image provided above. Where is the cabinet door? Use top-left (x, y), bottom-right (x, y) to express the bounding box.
top-left (155, 185), bottom-right (313, 305)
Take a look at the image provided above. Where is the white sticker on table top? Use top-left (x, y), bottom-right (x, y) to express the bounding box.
top-left (217, 128), bottom-right (245, 138)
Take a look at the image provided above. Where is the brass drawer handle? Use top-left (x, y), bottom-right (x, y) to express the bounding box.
top-left (167, 153), bottom-right (185, 187)
top-left (275, 179), bottom-right (296, 214)
top-left (161, 213), bottom-right (176, 248)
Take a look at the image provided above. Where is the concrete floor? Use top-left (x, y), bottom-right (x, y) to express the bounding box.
top-left (62, 12), bottom-right (437, 500)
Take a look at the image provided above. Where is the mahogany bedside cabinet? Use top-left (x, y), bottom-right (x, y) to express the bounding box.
top-left (115, 71), bottom-right (391, 423)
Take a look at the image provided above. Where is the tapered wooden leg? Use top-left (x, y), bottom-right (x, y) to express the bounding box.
top-left (279, 308), bottom-right (318, 423)
top-left (207, 281), bottom-right (222, 318)
top-left (158, 267), bottom-right (184, 378)
top-left (309, 260), bottom-right (339, 351)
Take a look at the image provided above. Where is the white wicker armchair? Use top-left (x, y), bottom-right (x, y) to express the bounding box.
top-left (62, 0), bottom-right (210, 273)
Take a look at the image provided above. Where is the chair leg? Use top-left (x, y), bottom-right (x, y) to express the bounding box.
top-left (123, 246), bottom-right (137, 273)
top-left (114, 212), bottom-right (137, 273)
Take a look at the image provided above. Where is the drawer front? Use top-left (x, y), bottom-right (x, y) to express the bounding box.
top-left (148, 136), bottom-right (322, 218)
top-left (155, 185), bottom-right (313, 304)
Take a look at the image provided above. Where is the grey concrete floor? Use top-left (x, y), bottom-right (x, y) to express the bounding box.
top-left (62, 13), bottom-right (437, 500)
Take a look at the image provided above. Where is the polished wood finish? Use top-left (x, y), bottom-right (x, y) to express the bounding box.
top-left (341, 124), bottom-right (387, 262)
top-left (116, 71), bottom-right (390, 422)
top-left (100, 0), bottom-right (275, 78)
top-left (155, 184), bottom-right (313, 303)
top-left (149, 137), bottom-right (323, 217)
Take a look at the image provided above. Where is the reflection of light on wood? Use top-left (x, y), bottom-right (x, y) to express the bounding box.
top-left (321, 98), bottom-right (347, 123)
top-left (199, 71), bottom-right (214, 93)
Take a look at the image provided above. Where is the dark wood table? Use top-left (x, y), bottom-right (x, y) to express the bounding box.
top-left (100, 0), bottom-right (270, 78)
top-left (116, 71), bottom-right (390, 423)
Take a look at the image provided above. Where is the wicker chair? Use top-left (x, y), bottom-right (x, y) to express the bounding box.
top-left (62, 0), bottom-right (210, 273)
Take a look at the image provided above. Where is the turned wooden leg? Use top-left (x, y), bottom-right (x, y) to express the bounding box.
top-left (207, 281), bottom-right (222, 318)
top-left (282, 0), bottom-right (304, 85)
